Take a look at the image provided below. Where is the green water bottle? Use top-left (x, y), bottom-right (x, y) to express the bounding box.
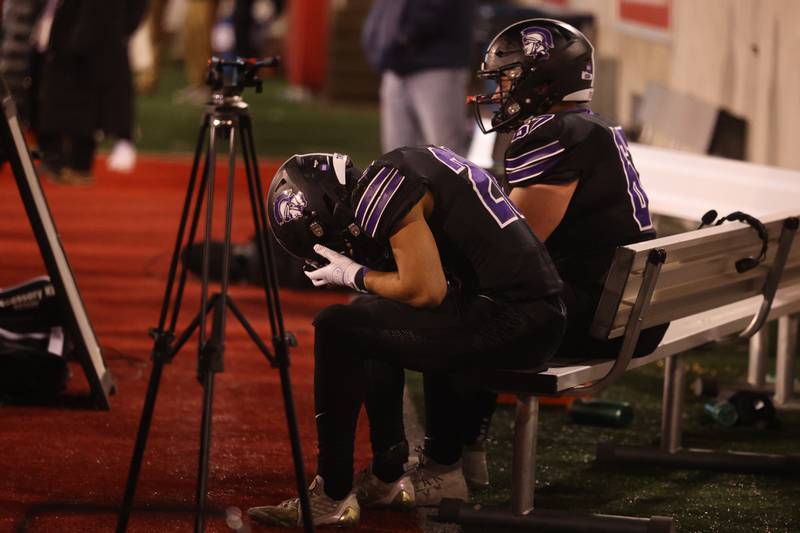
top-left (568, 399), bottom-right (634, 428)
top-left (703, 401), bottom-right (738, 427)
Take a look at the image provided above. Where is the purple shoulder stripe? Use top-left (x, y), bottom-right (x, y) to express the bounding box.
top-left (363, 172), bottom-right (406, 238)
top-left (505, 140), bottom-right (564, 170)
top-left (506, 156), bottom-right (561, 184)
top-left (354, 166), bottom-right (393, 227)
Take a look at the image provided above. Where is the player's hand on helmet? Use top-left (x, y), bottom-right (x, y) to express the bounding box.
top-left (304, 244), bottom-right (369, 292)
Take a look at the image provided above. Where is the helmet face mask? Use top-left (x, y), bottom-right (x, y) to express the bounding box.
top-left (474, 63), bottom-right (526, 133)
top-left (267, 154), bottom-right (394, 268)
top-left (472, 18), bottom-right (595, 134)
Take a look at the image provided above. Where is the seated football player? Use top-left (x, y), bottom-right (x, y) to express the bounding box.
top-left (418, 18), bottom-right (670, 500)
top-left (247, 149), bottom-right (566, 527)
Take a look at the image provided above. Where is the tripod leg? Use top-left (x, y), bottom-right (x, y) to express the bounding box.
top-left (241, 115), bottom-right (280, 332)
top-left (198, 119), bottom-right (219, 359)
top-left (240, 118), bottom-right (314, 533)
top-left (168, 144), bottom-right (214, 333)
top-left (156, 117), bottom-right (210, 334)
top-left (226, 299), bottom-right (273, 360)
top-left (116, 295), bottom-right (219, 533)
top-left (195, 119), bottom-right (238, 533)
top-left (195, 297), bottom-right (225, 532)
top-left (116, 358), bottom-right (167, 533)
top-left (117, 117), bottom-right (212, 533)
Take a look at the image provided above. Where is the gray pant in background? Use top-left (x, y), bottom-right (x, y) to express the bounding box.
top-left (380, 68), bottom-right (470, 156)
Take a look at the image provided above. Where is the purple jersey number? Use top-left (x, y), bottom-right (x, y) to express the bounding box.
top-left (428, 146), bottom-right (522, 228)
top-left (610, 127), bottom-right (653, 231)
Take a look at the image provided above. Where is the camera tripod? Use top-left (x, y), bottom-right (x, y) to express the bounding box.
top-left (117, 58), bottom-right (314, 533)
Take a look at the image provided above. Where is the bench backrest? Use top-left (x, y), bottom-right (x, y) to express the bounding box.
top-left (592, 212), bottom-right (800, 340)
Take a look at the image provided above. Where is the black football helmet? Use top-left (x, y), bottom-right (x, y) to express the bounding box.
top-left (267, 153), bottom-right (391, 267)
top-left (472, 18), bottom-right (594, 133)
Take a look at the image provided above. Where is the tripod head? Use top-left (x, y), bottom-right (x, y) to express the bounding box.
top-left (205, 56), bottom-right (281, 99)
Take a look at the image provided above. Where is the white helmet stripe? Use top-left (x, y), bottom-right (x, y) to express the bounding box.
top-left (563, 88), bottom-right (594, 102)
top-left (332, 153), bottom-right (349, 186)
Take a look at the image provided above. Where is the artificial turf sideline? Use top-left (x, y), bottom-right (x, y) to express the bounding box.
top-left (407, 337), bottom-right (800, 533)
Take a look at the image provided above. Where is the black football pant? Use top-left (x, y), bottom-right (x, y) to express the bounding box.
top-left (313, 289), bottom-right (565, 500)
top-left (427, 282), bottom-right (670, 466)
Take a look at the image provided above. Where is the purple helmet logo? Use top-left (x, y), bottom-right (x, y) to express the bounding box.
top-left (273, 188), bottom-right (307, 225)
top-left (521, 26), bottom-right (554, 60)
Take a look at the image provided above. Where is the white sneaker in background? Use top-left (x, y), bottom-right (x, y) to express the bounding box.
top-left (107, 140), bottom-right (137, 173)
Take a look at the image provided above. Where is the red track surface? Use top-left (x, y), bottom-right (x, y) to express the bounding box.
top-left (0, 156), bottom-right (421, 532)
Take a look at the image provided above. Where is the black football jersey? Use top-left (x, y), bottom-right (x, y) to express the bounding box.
top-left (351, 146), bottom-right (562, 301)
top-left (504, 108), bottom-right (657, 292)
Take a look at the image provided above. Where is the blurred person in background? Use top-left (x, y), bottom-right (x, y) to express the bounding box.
top-left (362, 0), bottom-right (476, 156)
top-left (131, 0), bottom-right (169, 94)
top-left (0, 0), bottom-right (43, 130)
top-left (174, 0), bottom-right (218, 104)
top-left (175, 0), bottom-right (282, 104)
top-left (232, 0), bottom-right (282, 58)
top-left (34, 0), bottom-right (146, 183)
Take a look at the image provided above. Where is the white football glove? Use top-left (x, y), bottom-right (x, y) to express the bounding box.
top-left (304, 244), bottom-right (369, 292)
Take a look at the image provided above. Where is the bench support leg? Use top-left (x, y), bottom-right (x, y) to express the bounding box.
top-left (511, 395), bottom-right (538, 515)
top-left (596, 351), bottom-right (800, 475)
top-left (435, 394), bottom-right (675, 532)
top-left (747, 330), bottom-right (769, 388)
top-left (660, 354), bottom-right (685, 453)
top-left (774, 315), bottom-right (799, 409)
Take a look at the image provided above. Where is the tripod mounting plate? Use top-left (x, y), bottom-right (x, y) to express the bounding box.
top-left (206, 56), bottom-right (281, 98)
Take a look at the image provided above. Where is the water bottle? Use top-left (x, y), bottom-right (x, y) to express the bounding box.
top-left (703, 401), bottom-right (738, 427)
top-left (568, 398), bottom-right (634, 428)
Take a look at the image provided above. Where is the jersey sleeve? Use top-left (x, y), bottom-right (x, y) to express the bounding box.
top-left (504, 112), bottom-right (589, 188)
top-left (352, 163), bottom-right (426, 242)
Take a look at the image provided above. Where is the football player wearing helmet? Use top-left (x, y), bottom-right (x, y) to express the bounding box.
top-left (484, 17), bottom-right (668, 375)
top-left (423, 18), bottom-right (669, 496)
top-left (249, 149), bottom-right (565, 527)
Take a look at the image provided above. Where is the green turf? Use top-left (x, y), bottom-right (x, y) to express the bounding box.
top-left (135, 63), bottom-right (382, 168)
top-left (407, 335), bottom-right (800, 532)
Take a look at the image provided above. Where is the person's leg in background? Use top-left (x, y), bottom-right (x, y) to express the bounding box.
top-left (36, 131), bottom-right (66, 181)
top-left (177, 0), bottom-right (216, 104)
top-left (104, 35), bottom-right (138, 174)
top-left (132, 0), bottom-right (169, 94)
top-left (380, 70), bottom-right (421, 152)
top-left (58, 133), bottom-right (96, 185)
top-left (408, 68), bottom-right (470, 155)
top-left (233, 0), bottom-right (257, 57)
